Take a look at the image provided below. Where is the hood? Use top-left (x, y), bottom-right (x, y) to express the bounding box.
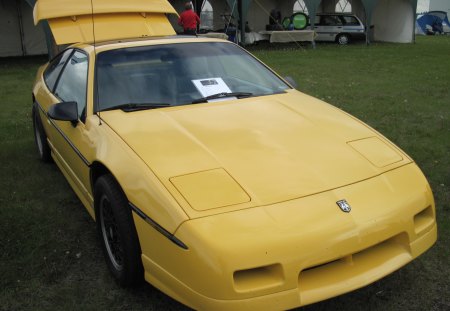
top-left (33, 0), bottom-right (177, 45)
top-left (101, 91), bottom-right (410, 217)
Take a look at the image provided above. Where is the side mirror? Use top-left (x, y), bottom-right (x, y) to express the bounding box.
top-left (48, 101), bottom-right (78, 125)
top-left (284, 76), bottom-right (298, 89)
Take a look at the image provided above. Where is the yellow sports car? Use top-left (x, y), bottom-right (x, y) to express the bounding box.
top-left (32, 1), bottom-right (437, 310)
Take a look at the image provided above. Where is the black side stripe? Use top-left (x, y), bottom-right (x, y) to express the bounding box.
top-left (35, 101), bottom-right (91, 167)
top-left (129, 202), bottom-right (189, 250)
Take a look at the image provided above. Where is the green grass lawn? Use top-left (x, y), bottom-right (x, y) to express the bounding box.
top-left (0, 36), bottom-right (449, 310)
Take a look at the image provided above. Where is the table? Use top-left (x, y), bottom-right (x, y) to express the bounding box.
top-left (199, 32), bottom-right (229, 40)
top-left (258, 30), bottom-right (316, 47)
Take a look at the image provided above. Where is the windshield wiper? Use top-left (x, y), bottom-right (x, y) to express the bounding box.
top-left (191, 92), bottom-right (253, 104)
top-left (100, 102), bottom-right (170, 112)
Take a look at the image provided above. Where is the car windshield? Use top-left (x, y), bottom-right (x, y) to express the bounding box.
top-left (95, 42), bottom-right (290, 111)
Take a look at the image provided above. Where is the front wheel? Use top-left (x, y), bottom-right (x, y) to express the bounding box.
top-left (337, 33), bottom-right (350, 45)
top-left (95, 174), bottom-right (143, 287)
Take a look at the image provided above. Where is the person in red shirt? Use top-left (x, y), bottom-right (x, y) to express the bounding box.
top-left (178, 2), bottom-right (201, 35)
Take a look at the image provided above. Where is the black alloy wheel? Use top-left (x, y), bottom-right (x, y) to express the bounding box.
top-left (95, 174), bottom-right (143, 287)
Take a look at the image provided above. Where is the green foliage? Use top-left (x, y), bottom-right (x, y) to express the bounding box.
top-left (0, 36), bottom-right (449, 310)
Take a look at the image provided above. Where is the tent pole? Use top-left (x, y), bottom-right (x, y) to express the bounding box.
top-left (194, 0), bottom-right (199, 33)
top-left (411, 0), bottom-right (418, 43)
top-left (226, 0), bottom-right (238, 43)
top-left (238, 0), bottom-right (245, 45)
top-left (303, 0), bottom-right (319, 49)
top-left (365, 16), bottom-right (371, 45)
top-left (362, 0), bottom-right (373, 45)
top-left (16, 0), bottom-right (26, 56)
top-left (194, 0), bottom-right (201, 15)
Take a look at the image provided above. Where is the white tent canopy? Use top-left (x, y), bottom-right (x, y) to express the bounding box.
top-left (372, 0), bottom-right (416, 42)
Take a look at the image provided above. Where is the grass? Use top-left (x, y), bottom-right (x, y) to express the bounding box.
top-left (0, 36), bottom-right (449, 310)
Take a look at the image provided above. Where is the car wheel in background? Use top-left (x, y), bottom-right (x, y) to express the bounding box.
top-left (95, 174), bottom-right (144, 287)
top-left (32, 104), bottom-right (52, 162)
top-left (337, 33), bottom-right (350, 45)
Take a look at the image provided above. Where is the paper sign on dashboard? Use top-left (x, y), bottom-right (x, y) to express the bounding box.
top-left (192, 78), bottom-right (231, 97)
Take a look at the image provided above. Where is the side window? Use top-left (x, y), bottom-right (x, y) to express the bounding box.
top-left (54, 51), bottom-right (89, 122)
top-left (322, 15), bottom-right (342, 26)
top-left (342, 16), bottom-right (361, 26)
top-left (314, 15), bottom-right (320, 25)
top-left (43, 49), bottom-right (72, 91)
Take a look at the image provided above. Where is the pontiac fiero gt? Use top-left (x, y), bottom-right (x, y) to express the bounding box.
top-left (31, 1), bottom-right (437, 310)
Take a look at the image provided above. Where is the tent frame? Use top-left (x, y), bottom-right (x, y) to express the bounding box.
top-left (23, 0), bottom-right (419, 57)
top-left (223, 0), bottom-right (418, 45)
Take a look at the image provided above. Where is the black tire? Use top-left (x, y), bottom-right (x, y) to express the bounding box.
top-left (32, 104), bottom-right (52, 162)
top-left (336, 33), bottom-right (350, 45)
top-left (94, 174), bottom-right (144, 287)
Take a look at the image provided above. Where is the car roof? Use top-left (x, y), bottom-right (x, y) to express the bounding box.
top-left (72, 36), bottom-right (231, 54)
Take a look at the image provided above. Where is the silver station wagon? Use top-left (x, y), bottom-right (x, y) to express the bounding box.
top-left (314, 13), bottom-right (366, 44)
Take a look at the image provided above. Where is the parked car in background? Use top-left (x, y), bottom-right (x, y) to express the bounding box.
top-left (314, 13), bottom-right (366, 44)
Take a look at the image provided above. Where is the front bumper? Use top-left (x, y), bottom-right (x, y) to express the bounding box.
top-left (133, 163), bottom-right (437, 310)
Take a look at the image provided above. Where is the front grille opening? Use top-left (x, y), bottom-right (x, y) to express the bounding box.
top-left (298, 233), bottom-right (411, 306)
top-left (414, 206), bottom-right (434, 235)
top-left (302, 258), bottom-right (344, 273)
top-left (233, 263), bottom-right (284, 293)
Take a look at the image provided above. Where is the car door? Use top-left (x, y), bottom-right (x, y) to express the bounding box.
top-left (48, 49), bottom-right (94, 210)
top-left (341, 15), bottom-right (365, 35)
top-left (315, 15), bottom-right (343, 41)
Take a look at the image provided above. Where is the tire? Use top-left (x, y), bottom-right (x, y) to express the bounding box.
top-left (32, 104), bottom-right (52, 162)
top-left (95, 174), bottom-right (143, 287)
top-left (282, 17), bottom-right (291, 29)
top-left (292, 12), bottom-right (309, 30)
top-left (337, 33), bottom-right (350, 45)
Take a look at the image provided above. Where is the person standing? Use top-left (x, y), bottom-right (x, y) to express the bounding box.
top-left (178, 2), bottom-right (201, 35)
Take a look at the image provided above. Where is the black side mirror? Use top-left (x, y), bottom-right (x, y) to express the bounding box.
top-left (48, 101), bottom-right (78, 125)
top-left (284, 76), bottom-right (298, 89)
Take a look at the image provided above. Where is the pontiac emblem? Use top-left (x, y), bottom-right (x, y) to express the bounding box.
top-left (336, 199), bottom-right (351, 213)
